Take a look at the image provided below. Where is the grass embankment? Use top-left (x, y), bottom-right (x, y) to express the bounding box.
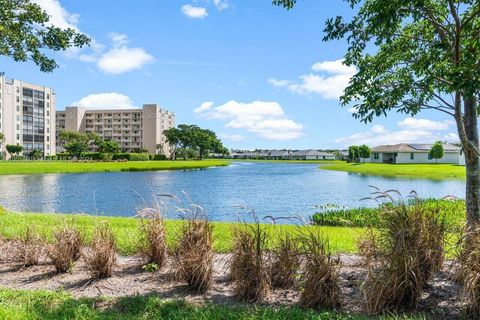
top-left (0, 212), bottom-right (361, 255)
top-left (0, 289), bottom-right (424, 320)
top-left (320, 162), bottom-right (465, 179)
top-left (0, 160), bottom-right (230, 175)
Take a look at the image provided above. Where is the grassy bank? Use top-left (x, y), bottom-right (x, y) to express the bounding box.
top-left (0, 212), bottom-right (361, 255)
top-left (0, 289), bottom-right (424, 320)
top-left (0, 160), bottom-right (230, 175)
top-left (319, 162), bottom-right (465, 179)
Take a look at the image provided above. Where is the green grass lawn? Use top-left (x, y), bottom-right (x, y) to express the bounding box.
top-left (0, 160), bottom-right (230, 175)
top-left (319, 162), bottom-right (466, 180)
top-left (0, 289), bottom-right (428, 320)
top-left (0, 212), bottom-right (361, 255)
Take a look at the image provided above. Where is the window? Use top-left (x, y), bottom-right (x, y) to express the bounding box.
top-left (374, 153), bottom-right (379, 160)
top-left (410, 153), bottom-right (414, 160)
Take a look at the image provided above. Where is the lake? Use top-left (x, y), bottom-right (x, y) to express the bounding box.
top-left (0, 162), bottom-right (465, 222)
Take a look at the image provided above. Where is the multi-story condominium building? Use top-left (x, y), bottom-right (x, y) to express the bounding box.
top-left (56, 104), bottom-right (175, 156)
top-left (0, 75), bottom-right (56, 159)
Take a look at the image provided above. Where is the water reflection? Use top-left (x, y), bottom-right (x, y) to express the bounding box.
top-left (0, 162), bottom-right (465, 222)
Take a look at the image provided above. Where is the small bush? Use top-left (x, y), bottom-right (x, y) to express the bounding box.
top-left (0, 206), bottom-right (7, 215)
top-left (139, 218), bottom-right (167, 268)
top-left (360, 190), bottom-right (447, 314)
top-left (112, 153), bottom-right (150, 161)
top-left (458, 225), bottom-right (480, 317)
top-left (298, 227), bottom-right (342, 309)
top-left (153, 154), bottom-right (167, 161)
top-left (230, 222), bottom-right (270, 302)
top-left (12, 226), bottom-right (43, 267)
top-left (47, 224), bottom-right (83, 273)
top-left (270, 233), bottom-right (300, 289)
top-left (84, 223), bottom-right (117, 278)
top-left (173, 217), bottom-right (214, 293)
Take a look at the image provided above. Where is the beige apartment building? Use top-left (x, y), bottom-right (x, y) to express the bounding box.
top-left (0, 75), bottom-right (56, 159)
top-left (56, 104), bottom-right (175, 156)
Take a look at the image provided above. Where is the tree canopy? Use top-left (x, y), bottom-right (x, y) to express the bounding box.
top-left (0, 0), bottom-right (90, 72)
top-left (429, 141), bottom-right (445, 164)
top-left (273, 0), bottom-right (480, 223)
top-left (358, 145), bottom-right (371, 163)
top-left (164, 125), bottom-right (225, 160)
top-left (6, 144), bottom-right (23, 156)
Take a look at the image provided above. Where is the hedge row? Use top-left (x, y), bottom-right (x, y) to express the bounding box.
top-left (44, 153), bottom-right (168, 161)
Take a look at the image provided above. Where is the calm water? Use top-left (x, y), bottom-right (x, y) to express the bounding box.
top-left (0, 162), bottom-right (465, 222)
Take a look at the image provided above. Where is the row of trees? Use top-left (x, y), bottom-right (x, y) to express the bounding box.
top-left (163, 125), bottom-right (228, 160)
top-left (58, 131), bottom-right (122, 158)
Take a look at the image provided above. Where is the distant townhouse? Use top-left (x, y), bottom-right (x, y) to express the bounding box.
top-left (0, 75), bottom-right (56, 159)
top-left (56, 104), bottom-right (175, 156)
top-left (368, 143), bottom-right (465, 165)
top-left (229, 149), bottom-right (337, 160)
top-left (286, 149), bottom-right (336, 161)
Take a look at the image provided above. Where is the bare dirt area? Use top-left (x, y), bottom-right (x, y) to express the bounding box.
top-left (0, 241), bottom-right (465, 319)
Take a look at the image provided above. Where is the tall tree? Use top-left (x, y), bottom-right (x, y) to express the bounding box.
top-left (6, 144), bottom-right (23, 156)
top-left (274, 0), bottom-right (480, 225)
top-left (429, 141), bottom-right (445, 164)
top-left (163, 127), bottom-right (181, 160)
top-left (0, 0), bottom-right (90, 72)
top-left (358, 145), bottom-right (371, 163)
top-left (59, 131), bottom-right (98, 158)
top-left (348, 145), bottom-right (360, 163)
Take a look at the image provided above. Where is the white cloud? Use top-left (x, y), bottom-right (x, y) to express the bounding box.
top-left (213, 0), bottom-right (229, 10)
top-left (334, 118), bottom-right (458, 147)
top-left (194, 101), bottom-right (214, 113)
top-left (182, 4), bottom-right (208, 19)
top-left (73, 93), bottom-right (137, 110)
top-left (31, 0), bottom-right (79, 30)
top-left (195, 100), bottom-right (304, 141)
top-left (219, 133), bottom-right (244, 142)
top-left (81, 33), bottom-right (154, 75)
top-left (397, 118), bottom-right (452, 131)
top-left (269, 59), bottom-right (356, 100)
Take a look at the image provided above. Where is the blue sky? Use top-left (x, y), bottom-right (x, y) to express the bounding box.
top-left (0, 0), bottom-right (459, 149)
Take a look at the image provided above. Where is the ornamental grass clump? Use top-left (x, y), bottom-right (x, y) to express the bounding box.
top-left (230, 215), bottom-right (271, 302)
top-left (458, 225), bottom-right (480, 317)
top-left (298, 227), bottom-right (342, 309)
top-left (47, 223), bottom-right (83, 273)
top-left (360, 189), bottom-right (447, 314)
top-left (138, 217), bottom-right (167, 268)
top-left (270, 233), bottom-right (300, 289)
top-left (85, 223), bottom-right (117, 278)
top-left (172, 214), bottom-right (214, 293)
top-left (12, 226), bottom-right (43, 267)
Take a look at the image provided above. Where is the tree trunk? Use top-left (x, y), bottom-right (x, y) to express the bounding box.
top-left (463, 95), bottom-right (480, 224)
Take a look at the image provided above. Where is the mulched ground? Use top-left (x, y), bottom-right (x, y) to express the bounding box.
top-left (0, 240), bottom-right (465, 319)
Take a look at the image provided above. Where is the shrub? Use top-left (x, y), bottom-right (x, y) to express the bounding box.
top-left (173, 217), bottom-right (214, 293)
top-left (80, 152), bottom-right (112, 161)
top-left (270, 233), bottom-right (300, 289)
top-left (138, 218), bottom-right (167, 268)
top-left (0, 206), bottom-right (7, 215)
top-left (47, 224), bottom-right (83, 273)
top-left (153, 154), bottom-right (167, 161)
top-left (360, 190), bottom-right (447, 314)
top-left (112, 153), bottom-right (150, 161)
top-left (230, 221), bottom-right (270, 302)
top-left (11, 226), bottom-right (43, 267)
top-left (298, 227), bottom-right (342, 309)
top-left (84, 223), bottom-right (117, 278)
top-left (458, 225), bottom-right (480, 317)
